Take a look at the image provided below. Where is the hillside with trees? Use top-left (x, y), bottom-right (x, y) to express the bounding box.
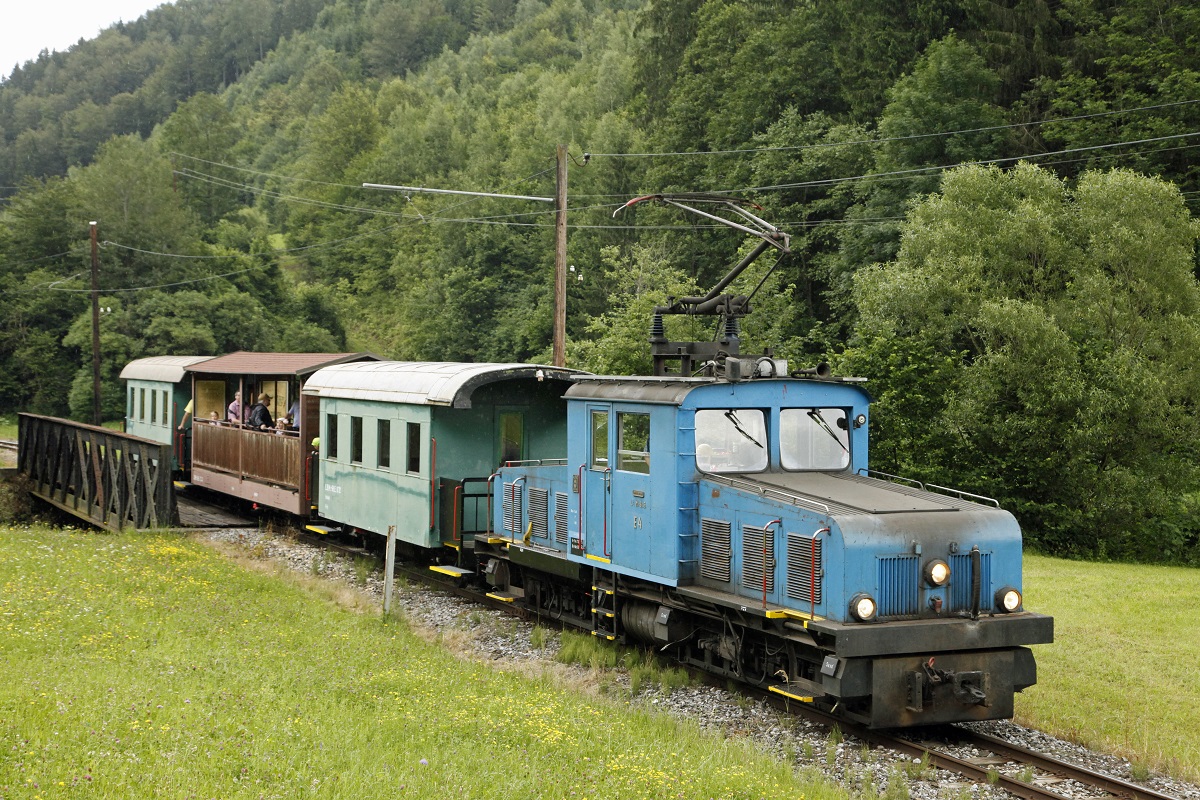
top-left (1, 0), bottom-right (1198, 561)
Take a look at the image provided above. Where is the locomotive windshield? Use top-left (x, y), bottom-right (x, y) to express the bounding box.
top-left (695, 409), bottom-right (768, 473)
top-left (781, 408), bottom-right (850, 470)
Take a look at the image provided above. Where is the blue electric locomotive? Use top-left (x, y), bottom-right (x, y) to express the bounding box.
top-left (486, 366), bottom-right (1052, 727)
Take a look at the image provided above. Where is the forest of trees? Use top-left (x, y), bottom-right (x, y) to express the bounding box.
top-left (1, 0), bottom-right (1198, 562)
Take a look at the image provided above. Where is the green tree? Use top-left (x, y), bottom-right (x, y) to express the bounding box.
top-left (848, 163), bottom-right (1200, 561)
top-left (158, 92), bottom-right (242, 223)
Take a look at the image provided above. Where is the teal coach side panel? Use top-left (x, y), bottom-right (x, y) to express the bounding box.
top-left (125, 379), bottom-right (175, 446)
top-left (318, 398), bottom-right (434, 548)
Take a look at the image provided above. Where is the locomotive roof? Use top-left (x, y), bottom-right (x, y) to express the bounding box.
top-left (120, 356), bottom-right (214, 383)
top-left (565, 374), bottom-right (871, 405)
top-left (303, 361), bottom-right (586, 409)
top-left (564, 376), bottom-right (711, 405)
top-left (185, 351), bottom-right (380, 377)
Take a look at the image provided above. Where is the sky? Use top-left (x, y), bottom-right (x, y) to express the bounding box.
top-left (2, 0), bottom-right (168, 77)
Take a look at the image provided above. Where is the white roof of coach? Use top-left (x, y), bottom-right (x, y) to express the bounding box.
top-left (119, 356), bottom-right (213, 384)
top-left (303, 361), bottom-right (586, 408)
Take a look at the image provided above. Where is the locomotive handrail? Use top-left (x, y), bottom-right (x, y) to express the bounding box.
top-left (858, 468), bottom-right (1000, 507)
top-left (702, 472), bottom-right (831, 515)
top-left (500, 458), bottom-right (568, 468)
top-left (856, 468), bottom-right (925, 490)
top-left (924, 483), bottom-right (1001, 508)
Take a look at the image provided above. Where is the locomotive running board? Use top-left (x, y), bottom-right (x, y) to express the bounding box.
top-left (768, 677), bottom-right (825, 703)
top-left (429, 565), bottom-right (472, 578)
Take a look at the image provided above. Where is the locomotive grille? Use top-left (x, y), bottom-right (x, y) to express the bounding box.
top-left (741, 525), bottom-right (775, 593)
top-left (949, 552), bottom-right (992, 612)
top-left (877, 555), bottom-right (919, 617)
top-left (554, 492), bottom-right (569, 546)
top-left (786, 533), bottom-right (823, 604)
top-left (700, 518), bottom-right (732, 583)
top-left (529, 488), bottom-right (549, 539)
top-left (502, 482), bottom-right (522, 534)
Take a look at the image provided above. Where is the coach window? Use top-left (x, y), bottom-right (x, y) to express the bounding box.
top-left (139, 388), bottom-right (146, 422)
top-left (780, 408), bottom-right (850, 471)
top-left (161, 391), bottom-right (170, 426)
top-left (350, 416), bottom-right (363, 464)
top-left (127, 388), bottom-right (134, 420)
top-left (499, 411), bottom-right (523, 465)
top-left (378, 420), bottom-right (391, 469)
top-left (590, 410), bottom-right (609, 469)
top-left (407, 422), bottom-right (422, 474)
top-left (150, 390), bottom-right (158, 427)
top-left (326, 413), bottom-right (339, 460)
top-left (616, 412), bottom-right (650, 474)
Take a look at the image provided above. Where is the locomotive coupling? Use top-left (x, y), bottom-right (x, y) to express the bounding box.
top-left (905, 657), bottom-right (988, 713)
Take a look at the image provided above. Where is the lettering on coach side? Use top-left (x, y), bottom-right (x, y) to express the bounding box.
top-left (324, 483), bottom-right (343, 495)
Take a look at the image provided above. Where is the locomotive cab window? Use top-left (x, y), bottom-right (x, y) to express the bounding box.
top-left (694, 409), bottom-right (768, 473)
top-left (616, 412), bottom-right (650, 474)
top-left (590, 410), bottom-right (609, 469)
top-left (780, 408), bottom-right (850, 471)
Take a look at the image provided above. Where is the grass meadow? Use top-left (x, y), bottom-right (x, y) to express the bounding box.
top-left (1017, 554), bottom-right (1200, 782)
top-left (0, 525), bottom-right (848, 800)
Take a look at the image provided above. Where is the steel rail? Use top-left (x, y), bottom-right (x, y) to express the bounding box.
top-left (952, 728), bottom-right (1184, 800)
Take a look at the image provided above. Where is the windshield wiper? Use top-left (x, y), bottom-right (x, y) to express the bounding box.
top-left (724, 410), bottom-right (764, 449)
top-left (807, 410), bottom-right (849, 453)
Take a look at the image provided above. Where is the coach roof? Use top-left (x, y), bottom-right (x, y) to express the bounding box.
top-left (303, 361), bottom-right (585, 409)
top-left (185, 351), bottom-right (379, 377)
top-left (120, 356), bottom-right (213, 383)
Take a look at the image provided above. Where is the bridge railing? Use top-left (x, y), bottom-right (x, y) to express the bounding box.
top-left (17, 413), bottom-right (177, 532)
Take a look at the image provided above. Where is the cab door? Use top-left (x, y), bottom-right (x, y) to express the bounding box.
top-left (581, 404), bottom-right (612, 560)
top-left (606, 409), bottom-right (652, 573)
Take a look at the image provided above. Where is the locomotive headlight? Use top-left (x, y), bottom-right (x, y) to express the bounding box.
top-left (996, 587), bottom-right (1022, 613)
top-left (923, 559), bottom-right (951, 587)
top-left (850, 593), bottom-right (877, 622)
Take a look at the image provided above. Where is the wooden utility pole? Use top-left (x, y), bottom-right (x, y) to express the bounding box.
top-left (89, 221), bottom-right (102, 427)
top-left (553, 144), bottom-right (568, 367)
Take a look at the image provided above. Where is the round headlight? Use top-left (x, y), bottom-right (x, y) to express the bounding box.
top-left (850, 593), bottom-right (877, 622)
top-left (995, 587), bottom-right (1022, 613)
top-left (923, 559), bottom-right (951, 587)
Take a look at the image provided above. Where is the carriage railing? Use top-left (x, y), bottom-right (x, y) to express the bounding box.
top-left (193, 421), bottom-right (301, 489)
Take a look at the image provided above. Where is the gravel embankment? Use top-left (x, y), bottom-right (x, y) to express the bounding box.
top-left (197, 525), bottom-right (1200, 800)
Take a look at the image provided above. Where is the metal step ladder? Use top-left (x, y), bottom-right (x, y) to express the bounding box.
top-left (591, 568), bottom-right (620, 642)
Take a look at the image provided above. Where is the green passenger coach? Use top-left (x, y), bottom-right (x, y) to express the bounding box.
top-left (303, 362), bottom-right (584, 551)
top-left (120, 356), bottom-right (213, 470)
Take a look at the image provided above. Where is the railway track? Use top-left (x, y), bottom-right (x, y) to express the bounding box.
top-left (268, 525), bottom-right (1184, 800)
